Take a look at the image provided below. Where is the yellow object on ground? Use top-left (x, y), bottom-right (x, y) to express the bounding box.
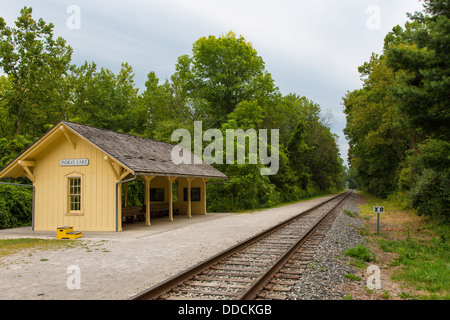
top-left (57, 226), bottom-right (82, 240)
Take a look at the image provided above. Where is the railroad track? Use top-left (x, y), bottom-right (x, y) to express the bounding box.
top-left (130, 190), bottom-right (353, 300)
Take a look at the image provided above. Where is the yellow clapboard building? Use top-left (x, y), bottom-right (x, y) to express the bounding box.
top-left (0, 121), bottom-right (227, 232)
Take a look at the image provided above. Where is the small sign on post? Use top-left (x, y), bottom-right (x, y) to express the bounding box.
top-left (373, 206), bottom-right (384, 214)
top-left (373, 206), bottom-right (384, 236)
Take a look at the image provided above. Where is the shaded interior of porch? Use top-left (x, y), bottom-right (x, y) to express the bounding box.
top-left (120, 175), bottom-right (208, 229)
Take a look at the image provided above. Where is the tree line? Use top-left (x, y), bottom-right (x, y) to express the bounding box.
top-left (344, 0), bottom-right (449, 223)
top-left (0, 7), bottom-right (345, 227)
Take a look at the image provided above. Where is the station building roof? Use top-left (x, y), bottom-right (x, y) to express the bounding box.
top-left (0, 121), bottom-right (228, 180)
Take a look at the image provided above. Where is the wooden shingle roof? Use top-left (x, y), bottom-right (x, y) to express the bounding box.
top-left (62, 121), bottom-right (227, 179)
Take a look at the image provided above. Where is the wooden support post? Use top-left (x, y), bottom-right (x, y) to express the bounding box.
top-left (117, 182), bottom-right (123, 232)
top-left (187, 178), bottom-right (191, 219)
top-left (144, 176), bottom-right (155, 226)
top-left (167, 176), bottom-right (177, 222)
top-left (186, 177), bottom-right (195, 218)
top-left (124, 182), bottom-right (129, 207)
top-left (201, 178), bottom-right (208, 215)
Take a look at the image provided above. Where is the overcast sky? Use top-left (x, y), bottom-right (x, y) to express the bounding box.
top-left (1, 0), bottom-right (425, 166)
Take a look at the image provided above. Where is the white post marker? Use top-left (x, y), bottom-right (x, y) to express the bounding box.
top-left (373, 206), bottom-right (384, 236)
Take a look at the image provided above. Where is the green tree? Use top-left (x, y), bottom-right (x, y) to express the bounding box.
top-left (344, 0), bottom-right (449, 222)
top-left (286, 120), bottom-right (311, 190)
top-left (0, 75), bottom-right (14, 138)
top-left (174, 31), bottom-right (277, 126)
top-left (344, 54), bottom-right (411, 197)
top-left (266, 93), bottom-right (318, 146)
top-left (305, 126), bottom-right (345, 192)
top-left (385, 0), bottom-right (450, 141)
top-left (0, 135), bottom-right (33, 169)
top-left (68, 62), bottom-right (139, 133)
top-left (208, 100), bottom-right (280, 212)
top-left (139, 71), bottom-right (196, 140)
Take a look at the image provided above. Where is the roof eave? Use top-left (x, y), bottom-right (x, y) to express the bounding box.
top-left (0, 121), bottom-right (65, 179)
top-left (134, 171), bottom-right (228, 180)
top-left (62, 121), bottom-right (134, 175)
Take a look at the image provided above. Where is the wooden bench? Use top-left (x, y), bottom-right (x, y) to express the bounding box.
top-left (122, 206), bottom-right (145, 223)
top-left (122, 203), bottom-right (180, 223)
top-left (144, 203), bottom-right (180, 218)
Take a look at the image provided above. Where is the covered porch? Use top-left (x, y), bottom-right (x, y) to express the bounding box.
top-left (120, 175), bottom-right (208, 230)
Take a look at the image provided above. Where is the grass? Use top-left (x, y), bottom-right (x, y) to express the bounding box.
top-left (357, 191), bottom-right (450, 300)
top-left (0, 238), bottom-right (91, 258)
top-left (343, 243), bottom-right (376, 268)
top-left (345, 273), bottom-right (361, 281)
top-left (344, 209), bottom-right (360, 218)
top-left (378, 235), bottom-right (449, 296)
top-left (344, 243), bottom-right (376, 262)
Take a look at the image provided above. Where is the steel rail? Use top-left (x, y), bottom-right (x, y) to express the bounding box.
top-left (129, 190), bottom-right (352, 300)
top-left (236, 189), bottom-right (352, 300)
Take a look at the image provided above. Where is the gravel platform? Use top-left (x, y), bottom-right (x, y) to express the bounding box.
top-left (0, 192), bottom-right (364, 300)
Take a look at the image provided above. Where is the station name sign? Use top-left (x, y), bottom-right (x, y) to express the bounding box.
top-left (60, 158), bottom-right (89, 167)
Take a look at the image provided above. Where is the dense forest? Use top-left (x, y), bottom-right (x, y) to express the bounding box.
top-left (0, 7), bottom-right (345, 228)
top-left (344, 0), bottom-right (449, 223)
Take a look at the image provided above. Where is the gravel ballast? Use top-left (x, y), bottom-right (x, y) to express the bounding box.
top-left (288, 191), bottom-right (365, 300)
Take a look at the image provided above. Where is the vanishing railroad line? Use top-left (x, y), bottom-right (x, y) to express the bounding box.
top-left (130, 190), bottom-right (353, 300)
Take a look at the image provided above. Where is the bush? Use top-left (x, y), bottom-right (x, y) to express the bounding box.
top-left (0, 184), bottom-right (33, 229)
top-left (207, 163), bottom-right (279, 212)
top-left (402, 139), bottom-right (450, 223)
top-left (409, 169), bottom-right (449, 223)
